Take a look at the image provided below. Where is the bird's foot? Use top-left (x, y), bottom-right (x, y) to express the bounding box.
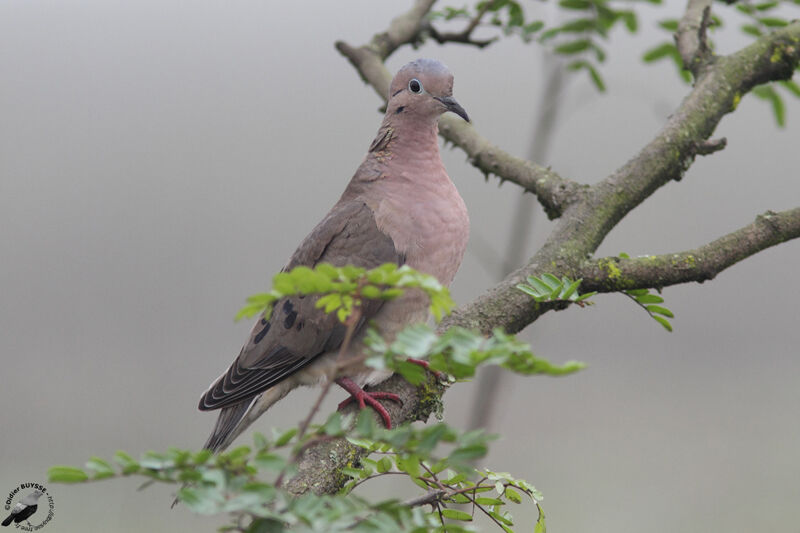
top-left (406, 358), bottom-right (443, 379)
top-left (335, 377), bottom-right (402, 428)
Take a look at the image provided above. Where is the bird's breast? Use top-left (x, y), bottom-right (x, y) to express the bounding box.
top-left (370, 171), bottom-right (469, 287)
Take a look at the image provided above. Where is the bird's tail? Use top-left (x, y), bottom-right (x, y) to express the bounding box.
top-left (202, 400), bottom-right (254, 453)
top-left (2, 514), bottom-right (14, 527)
top-left (172, 385), bottom-right (291, 508)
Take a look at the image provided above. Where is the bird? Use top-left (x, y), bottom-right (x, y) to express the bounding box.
top-left (197, 58), bottom-right (470, 453)
top-left (2, 490), bottom-right (44, 527)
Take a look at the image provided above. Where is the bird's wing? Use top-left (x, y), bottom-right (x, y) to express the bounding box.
top-left (199, 200), bottom-right (404, 411)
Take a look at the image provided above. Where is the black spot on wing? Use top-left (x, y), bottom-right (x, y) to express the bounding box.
top-left (254, 322), bottom-right (270, 344)
top-left (284, 310), bottom-right (297, 329)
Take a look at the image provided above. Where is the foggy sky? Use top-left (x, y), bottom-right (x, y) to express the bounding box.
top-left (1, 1), bottom-right (799, 532)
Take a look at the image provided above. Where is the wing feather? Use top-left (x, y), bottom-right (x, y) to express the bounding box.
top-left (199, 201), bottom-right (403, 411)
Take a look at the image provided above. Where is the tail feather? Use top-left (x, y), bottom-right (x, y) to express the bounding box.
top-left (172, 385), bottom-right (291, 508)
top-left (203, 401), bottom-right (253, 453)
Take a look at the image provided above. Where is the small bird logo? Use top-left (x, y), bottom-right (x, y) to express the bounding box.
top-left (2, 490), bottom-right (44, 527)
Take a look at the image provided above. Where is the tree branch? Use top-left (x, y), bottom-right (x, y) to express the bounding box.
top-left (426, 0), bottom-right (499, 49)
top-left (444, 20), bottom-right (800, 334)
top-left (438, 116), bottom-right (583, 219)
top-left (676, 0), bottom-right (714, 78)
top-left (577, 207), bottom-right (800, 291)
top-left (289, 13), bottom-right (800, 497)
top-left (285, 372), bottom-right (445, 496)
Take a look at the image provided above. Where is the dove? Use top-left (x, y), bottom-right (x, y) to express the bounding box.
top-left (2, 490), bottom-right (44, 527)
top-left (198, 58), bottom-right (470, 453)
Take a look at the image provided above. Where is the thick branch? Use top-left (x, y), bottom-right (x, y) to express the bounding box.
top-left (291, 15), bottom-right (800, 497)
top-left (577, 208), bottom-right (800, 291)
top-left (444, 21), bottom-right (800, 334)
top-left (676, 0), bottom-right (714, 77)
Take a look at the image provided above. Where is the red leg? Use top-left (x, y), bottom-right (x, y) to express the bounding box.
top-left (335, 377), bottom-right (402, 428)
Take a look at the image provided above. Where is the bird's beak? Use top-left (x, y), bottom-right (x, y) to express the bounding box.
top-left (436, 96), bottom-right (470, 123)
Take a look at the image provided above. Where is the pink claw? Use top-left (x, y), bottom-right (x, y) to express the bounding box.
top-left (335, 377), bottom-right (402, 428)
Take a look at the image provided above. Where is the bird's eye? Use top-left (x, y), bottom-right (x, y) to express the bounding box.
top-left (408, 78), bottom-right (423, 94)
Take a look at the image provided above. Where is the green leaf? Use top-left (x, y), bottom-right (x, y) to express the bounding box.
top-left (741, 24), bottom-right (762, 37)
top-left (355, 408), bottom-right (377, 438)
top-left (652, 315), bottom-right (673, 332)
top-left (753, 85), bottom-right (786, 127)
top-left (113, 450), bottom-right (140, 474)
top-left (541, 273), bottom-right (562, 289)
top-left (643, 42), bottom-right (675, 62)
top-left (758, 17), bottom-right (788, 27)
top-left (535, 504), bottom-right (547, 533)
top-left (48, 466), bottom-right (89, 483)
top-left (554, 39), bottom-right (591, 55)
top-left (86, 457), bottom-right (115, 479)
top-left (574, 291), bottom-right (597, 302)
top-left (635, 293), bottom-right (664, 304)
top-left (254, 453), bottom-right (286, 472)
top-left (558, 18), bottom-right (596, 33)
top-left (192, 449), bottom-right (213, 464)
top-left (620, 11), bottom-right (637, 32)
top-left (526, 276), bottom-right (551, 295)
top-left (561, 279), bottom-right (582, 300)
top-left (274, 427), bottom-right (298, 447)
top-left (779, 80), bottom-right (800, 98)
top-left (505, 487), bottom-right (523, 504)
top-left (449, 443), bottom-right (488, 464)
top-left (754, 1), bottom-right (780, 10)
top-left (646, 305), bottom-right (674, 318)
top-left (658, 19), bottom-right (679, 32)
top-left (475, 497), bottom-right (504, 505)
top-left (377, 457), bottom-right (393, 474)
top-left (323, 412), bottom-right (344, 436)
top-left (584, 62), bottom-right (606, 92)
top-left (441, 509), bottom-right (473, 521)
top-left (559, 0), bottom-right (590, 9)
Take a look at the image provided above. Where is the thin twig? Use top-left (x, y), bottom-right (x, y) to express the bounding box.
top-left (297, 306), bottom-right (363, 441)
top-left (676, 0), bottom-right (714, 77)
top-left (275, 306), bottom-right (364, 489)
top-left (695, 137), bottom-right (727, 155)
top-left (427, 0), bottom-right (499, 48)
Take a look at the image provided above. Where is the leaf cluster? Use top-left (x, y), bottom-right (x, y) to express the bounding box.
top-left (49, 411), bottom-right (546, 533)
top-left (48, 261), bottom-right (581, 532)
top-left (431, 0), bottom-right (658, 91)
top-left (516, 273), bottom-right (596, 305)
top-left (366, 323), bottom-right (584, 383)
top-left (236, 263), bottom-right (455, 323)
top-left (516, 267), bottom-right (675, 331)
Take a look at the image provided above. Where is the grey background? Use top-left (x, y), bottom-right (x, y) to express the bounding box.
top-left (1, 1), bottom-right (799, 532)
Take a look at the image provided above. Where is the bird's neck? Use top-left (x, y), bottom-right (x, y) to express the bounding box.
top-left (368, 115), bottom-right (442, 164)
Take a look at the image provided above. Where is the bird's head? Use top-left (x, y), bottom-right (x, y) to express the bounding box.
top-left (386, 59), bottom-right (469, 124)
